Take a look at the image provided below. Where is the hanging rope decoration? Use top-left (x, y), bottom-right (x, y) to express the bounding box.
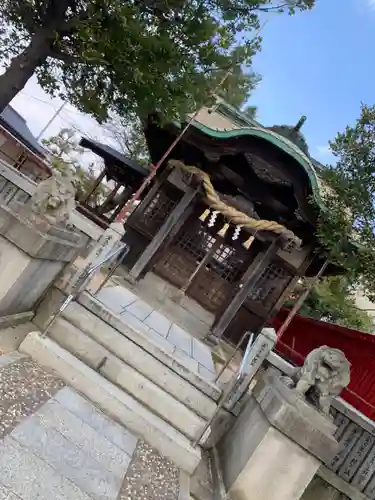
top-left (168, 159), bottom-right (302, 250)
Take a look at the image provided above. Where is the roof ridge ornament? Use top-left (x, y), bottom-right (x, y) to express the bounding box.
top-left (294, 115), bottom-right (307, 132)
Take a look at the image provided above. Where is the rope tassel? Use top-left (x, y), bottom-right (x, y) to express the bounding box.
top-left (199, 208), bottom-right (210, 222)
top-left (243, 235), bottom-right (255, 250)
top-left (217, 222), bottom-right (229, 238)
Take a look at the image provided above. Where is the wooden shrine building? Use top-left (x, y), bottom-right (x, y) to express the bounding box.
top-left (98, 102), bottom-right (337, 345)
top-left (78, 137), bottom-right (148, 228)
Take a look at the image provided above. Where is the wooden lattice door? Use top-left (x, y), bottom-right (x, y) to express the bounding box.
top-left (153, 213), bottom-right (253, 314)
top-left (222, 260), bottom-right (295, 345)
top-left (127, 184), bottom-right (181, 239)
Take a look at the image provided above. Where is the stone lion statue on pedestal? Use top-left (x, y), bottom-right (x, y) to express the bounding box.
top-left (26, 170), bottom-right (77, 226)
top-left (285, 346), bottom-right (350, 415)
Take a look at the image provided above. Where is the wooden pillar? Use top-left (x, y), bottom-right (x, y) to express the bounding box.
top-left (98, 181), bottom-right (120, 214)
top-left (129, 185), bottom-right (200, 280)
top-left (110, 185), bottom-right (133, 222)
top-left (81, 166), bottom-right (106, 203)
top-left (130, 167), bottom-right (171, 219)
top-left (210, 239), bottom-right (281, 341)
top-left (264, 252), bottom-right (316, 324)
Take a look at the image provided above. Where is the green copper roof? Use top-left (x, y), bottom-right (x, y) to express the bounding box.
top-left (187, 118), bottom-right (325, 209)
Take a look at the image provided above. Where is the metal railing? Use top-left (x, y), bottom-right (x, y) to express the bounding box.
top-left (193, 332), bottom-right (255, 447)
top-left (41, 242), bottom-right (129, 338)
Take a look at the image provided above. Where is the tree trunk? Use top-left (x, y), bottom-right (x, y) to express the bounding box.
top-left (0, 30), bottom-right (54, 113)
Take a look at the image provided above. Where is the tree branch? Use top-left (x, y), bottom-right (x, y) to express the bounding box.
top-left (225, 1), bottom-right (307, 15)
top-left (50, 48), bottom-right (80, 64)
top-left (58, 8), bottom-right (102, 34)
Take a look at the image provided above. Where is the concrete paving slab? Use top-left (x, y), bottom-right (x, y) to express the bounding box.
top-left (97, 287), bottom-right (137, 314)
top-left (198, 364), bottom-right (216, 382)
top-left (192, 339), bottom-right (215, 371)
top-left (120, 311), bottom-right (151, 336)
top-left (144, 311), bottom-right (172, 338)
top-left (92, 286), bottom-right (217, 382)
top-left (36, 398), bottom-right (132, 478)
top-left (168, 324), bottom-right (193, 355)
top-left (125, 300), bottom-right (154, 321)
top-left (173, 348), bottom-right (199, 373)
top-left (146, 328), bottom-right (175, 354)
top-left (54, 387), bottom-right (138, 455)
top-left (0, 437), bottom-right (92, 500)
top-left (0, 352), bottom-right (197, 499)
top-left (11, 415), bottom-right (120, 500)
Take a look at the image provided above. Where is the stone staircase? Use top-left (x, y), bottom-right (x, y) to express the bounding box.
top-left (0, 351), bottom-right (185, 500)
top-left (20, 286), bottom-right (225, 476)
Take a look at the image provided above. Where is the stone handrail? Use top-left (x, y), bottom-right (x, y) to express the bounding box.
top-left (266, 351), bottom-right (374, 500)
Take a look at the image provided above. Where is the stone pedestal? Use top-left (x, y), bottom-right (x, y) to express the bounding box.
top-left (218, 373), bottom-right (339, 500)
top-left (225, 327), bottom-right (277, 412)
top-left (0, 205), bottom-right (84, 316)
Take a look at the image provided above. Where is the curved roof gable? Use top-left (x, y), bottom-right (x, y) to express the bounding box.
top-left (189, 119), bottom-right (325, 209)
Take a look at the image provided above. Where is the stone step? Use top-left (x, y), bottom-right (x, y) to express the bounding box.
top-left (19, 332), bottom-right (202, 475)
top-left (63, 300), bottom-right (219, 420)
top-left (0, 352), bottom-right (184, 500)
top-left (49, 317), bottom-right (207, 441)
top-left (77, 293), bottom-right (221, 401)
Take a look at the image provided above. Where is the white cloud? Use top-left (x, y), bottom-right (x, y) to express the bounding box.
top-left (368, 0), bottom-right (375, 9)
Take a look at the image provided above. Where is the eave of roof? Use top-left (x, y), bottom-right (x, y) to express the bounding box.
top-left (80, 137), bottom-right (148, 177)
top-left (0, 106), bottom-right (46, 159)
top-left (176, 118), bottom-right (326, 210)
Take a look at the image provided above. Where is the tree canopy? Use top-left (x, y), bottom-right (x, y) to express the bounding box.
top-left (42, 127), bottom-right (105, 203)
top-left (286, 277), bottom-right (373, 332)
top-left (315, 104), bottom-right (375, 303)
top-left (0, 0), bottom-right (314, 121)
top-left (103, 114), bottom-right (150, 167)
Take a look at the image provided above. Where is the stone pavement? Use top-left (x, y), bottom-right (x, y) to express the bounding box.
top-left (96, 286), bottom-right (216, 381)
top-left (0, 352), bottom-right (183, 500)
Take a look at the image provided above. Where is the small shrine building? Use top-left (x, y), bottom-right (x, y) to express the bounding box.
top-left (78, 137), bottom-right (149, 228)
top-left (83, 100), bottom-right (339, 346)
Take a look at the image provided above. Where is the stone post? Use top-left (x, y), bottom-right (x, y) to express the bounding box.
top-left (0, 204), bottom-right (84, 316)
top-left (218, 371), bottom-right (342, 500)
top-left (70, 221), bottom-right (124, 284)
top-left (67, 200), bottom-right (141, 292)
top-left (225, 327), bottom-right (277, 412)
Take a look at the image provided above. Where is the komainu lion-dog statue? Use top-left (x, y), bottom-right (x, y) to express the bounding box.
top-left (285, 346), bottom-right (350, 415)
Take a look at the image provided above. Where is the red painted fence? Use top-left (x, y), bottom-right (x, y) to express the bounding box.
top-left (271, 310), bottom-right (375, 420)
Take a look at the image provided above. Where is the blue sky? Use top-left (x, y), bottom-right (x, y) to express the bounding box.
top-left (250, 0), bottom-right (375, 163)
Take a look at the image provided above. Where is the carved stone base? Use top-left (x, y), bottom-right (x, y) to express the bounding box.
top-left (218, 373), bottom-right (339, 500)
top-left (0, 204), bottom-right (84, 316)
top-left (253, 373), bottom-right (338, 462)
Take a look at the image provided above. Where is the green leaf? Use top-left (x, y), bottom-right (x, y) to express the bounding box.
top-left (0, 0), bottom-right (315, 118)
